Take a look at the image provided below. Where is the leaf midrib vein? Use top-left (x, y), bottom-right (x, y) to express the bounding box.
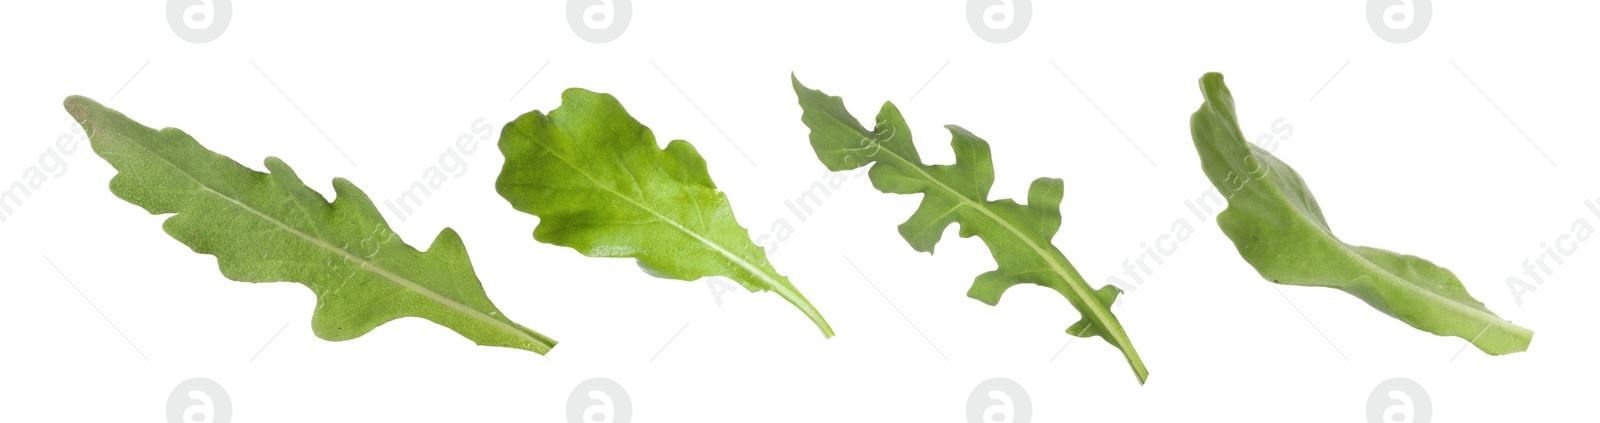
top-left (123, 134), bottom-right (545, 349)
top-left (1204, 108), bottom-right (1525, 337)
top-left (520, 132), bottom-right (810, 312)
top-left (874, 146), bottom-right (1128, 347)
top-left (1236, 170), bottom-right (1527, 339)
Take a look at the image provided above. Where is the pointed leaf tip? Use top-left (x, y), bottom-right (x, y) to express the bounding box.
top-left (71, 100), bottom-right (557, 355)
top-left (1189, 73), bottom-right (1532, 356)
top-left (793, 79), bottom-right (1149, 384)
top-left (497, 88), bottom-right (833, 338)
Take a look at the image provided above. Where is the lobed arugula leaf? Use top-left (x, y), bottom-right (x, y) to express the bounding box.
top-left (791, 75), bottom-right (1148, 383)
top-left (1189, 73), bottom-right (1532, 355)
top-left (66, 96), bottom-right (556, 353)
top-left (495, 88), bottom-right (833, 337)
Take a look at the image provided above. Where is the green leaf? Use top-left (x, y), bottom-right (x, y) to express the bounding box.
top-left (792, 75), bottom-right (1148, 383)
top-left (65, 95), bottom-right (556, 354)
top-left (495, 88), bottom-right (833, 338)
top-left (1189, 73), bottom-right (1533, 355)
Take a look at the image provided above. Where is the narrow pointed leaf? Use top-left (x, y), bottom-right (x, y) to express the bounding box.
top-left (792, 75), bottom-right (1147, 383)
top-left (1189, 73), bottom-right (1533, 355)
top-left (66, 95), bottom-right (555, 354)
top-left (495, 89), bottom-right (832, 337)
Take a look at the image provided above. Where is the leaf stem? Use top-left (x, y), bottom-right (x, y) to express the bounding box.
top-left (876, 146), bottom-right (1146, 382)
top-left (1355, 259), bottom-right (1533, 354)
top-left (521, 134), bottom-right (833, 337)
top-left (122, 133), bottom-right (556, 353)
top-left (764, 272), bottom-right (835, 338)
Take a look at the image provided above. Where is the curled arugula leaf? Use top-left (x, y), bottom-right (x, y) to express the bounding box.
top-left (67, 96), bottom-right (555, 353)
top-left (1190, 73), bottom-right (1532, 355)
top-left (495, 88), bottom-right (832, 337)
top-left (792, 75), bottom-right (1147, 383)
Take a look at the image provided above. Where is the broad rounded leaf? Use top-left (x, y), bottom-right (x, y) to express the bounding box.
top-left (495, 89), bottom-right (832, 338)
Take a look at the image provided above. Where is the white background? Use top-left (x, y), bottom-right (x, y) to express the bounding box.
top-left (2, 1), bottom-right (1597, 421)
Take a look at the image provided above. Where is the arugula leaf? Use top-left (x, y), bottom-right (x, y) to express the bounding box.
top-left (792, 75), bottom-right (1148, 383)
top-left (66, 96), bottom-right (556, 354)
top-left (1189, 73), bottom-right (1533, 355)
top-left (495, 88), bottom-right (833, 337)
